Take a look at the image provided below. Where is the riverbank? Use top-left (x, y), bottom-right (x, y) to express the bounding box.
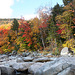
top-left (0, 51), bottom-right (75, 75)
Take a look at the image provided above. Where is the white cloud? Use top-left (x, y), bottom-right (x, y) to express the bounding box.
top-left (16, 0), bottom-right (19, 2)
top-left (0, 0), bottom-right (14, 18)
top-left (23, 14), bottom-right (39, 20)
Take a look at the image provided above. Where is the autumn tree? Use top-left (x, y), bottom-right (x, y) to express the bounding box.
top-left (63, 0), bottom-right (73, 5)
top-left (56, 2), bottom-right (75, 50)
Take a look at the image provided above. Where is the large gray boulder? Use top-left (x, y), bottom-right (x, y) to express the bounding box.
top-left (0, 69), bottom-right (1, 75)
top-left (33, 57), bottom-right (73, 75)
top-left (57, 65), bottom-right (75, 75)
top-left (57, 67), bottom-right (72, 75)
top-left (11, 62), bottom-right (34, 71)
top-left (28, 63), bottom-right (45, 74)
top-left (60, 47), bottom-right (69, 56)
top-left (0, 66), bottom-right (16, 75)
top-left (33, 57), bottom-right (75, 75)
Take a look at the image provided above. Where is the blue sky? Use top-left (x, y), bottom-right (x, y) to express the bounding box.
top-left (0, 0), bottom-right (63, 20)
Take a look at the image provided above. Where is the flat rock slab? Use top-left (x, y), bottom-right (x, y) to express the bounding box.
top-left (22, 57), bottom-right (33, 62)
top-left (33, 57), bottom-right (52, 62)
top-left (34, 57), bottom-right (75, 75)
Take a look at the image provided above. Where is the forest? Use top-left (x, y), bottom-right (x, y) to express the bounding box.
top-left (0, 0), bottom-right (75, 55)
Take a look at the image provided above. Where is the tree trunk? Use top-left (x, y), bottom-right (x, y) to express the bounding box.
top-left (40, 28), bottom-right (45, 49)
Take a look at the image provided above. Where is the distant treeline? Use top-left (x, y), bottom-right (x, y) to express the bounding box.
top-left (0, 18), bottom-right (20, 21)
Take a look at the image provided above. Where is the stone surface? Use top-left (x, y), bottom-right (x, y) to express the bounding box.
top-left (0, 66), bottom-right (16, 75)
top-left (60, 47), bottom-right (69, 56)
top-left (33, 57), bottom-right (51, 62)
top-left (0, 69), bottom-right (1, 75)
top-left (0, 53), bottom-right (75, 75)
top-left (12, 50), bottom-right (17, 55)
top-left (22, 57), bottom-right (33, 62)
top-left (16, 58), bottom-right (24, 62)
top-left (22, 52), bottom-right (30, 57)
top-left (34, 57), bottom-right (71, 75)
top-left (28, 63), bottom-right (45, 74)
top-left (11, 62), bottom-right (34, 71)
top-left (57, 67), bottom-right (72, 75)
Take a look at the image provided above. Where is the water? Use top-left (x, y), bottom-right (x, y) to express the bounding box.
top-left (16, 70), bottom-right (32, 75)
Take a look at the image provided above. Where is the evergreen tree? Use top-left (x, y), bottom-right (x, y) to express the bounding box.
top-left (11, 19), bottom-right (19, 33)
top-left (51, 3), bottom-right (64, 24)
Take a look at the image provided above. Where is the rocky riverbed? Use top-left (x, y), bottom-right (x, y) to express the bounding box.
top-left (0, 49), bottom-right (75, 75)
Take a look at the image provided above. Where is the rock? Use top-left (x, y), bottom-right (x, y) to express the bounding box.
top-left (28, 63), bottom-right (45, 74)
top-left (34, 58), bottom-right (71, 75)
top-left (0, 69), bottom-right (1, 75)
top-left (57, 64), bottom-right (75, 75)
top-left (16, 58), bottom-right (24, 62)
top-left (12, 50), bottom-right (17, 55)
top-left (33, 57), bottom-right (51, 62)
top-left (22, 52), bottom-right (30, 57)
top-left (46, 53), bottom-right (53, 57)
top-left (22, 52), bottom-right (27, 57)
top-left (22, 57), bottom-right (33, 62)
top-left (57, 67), bottom-right (72, 75)
top-left (9, 56), bottom-right (17, 60)
top-left (0, 66), bottom-right (16, 75)
top-left (70, 65), bottom-right (75, 75)
top-left (0, 55), bottom-right (8, 59)
top-left (11, 62), bottom-right (34, 71)
top-left (50, 57), bottom-right (58, 61)
top-left (60, 47), bottom-right (69, 56)
top-left (8, 53), bottom-right (12, 56)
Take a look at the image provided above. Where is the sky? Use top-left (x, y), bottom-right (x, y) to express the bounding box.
top-left (0, 0), bottom-right (63, 20)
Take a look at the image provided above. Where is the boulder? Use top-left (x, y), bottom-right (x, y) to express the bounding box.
top-left (0, 55), bottom-right (8, 59)
top-left (11, 62), bottom-right (34, 71)
top-left (12, 50), bottom-right (17, 55)
top-left (34, 57), bottom-right (71, 75)
top-left (0, 69), bottom-right (1, 75)
top-left (28, 63), bottom-right (45, 74)
top-left (70, 65), bottom-right (75, 75)
top-left (16, 58), bottom-right (24, 62)
top-left (22, 52), bottom-right (30, 57)
top-left (60, 47), bottom-right (69, 56)
top-left (57, 67), bottom-right (72, 75)
top-left (0, 66), bottom-right (16, 75)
